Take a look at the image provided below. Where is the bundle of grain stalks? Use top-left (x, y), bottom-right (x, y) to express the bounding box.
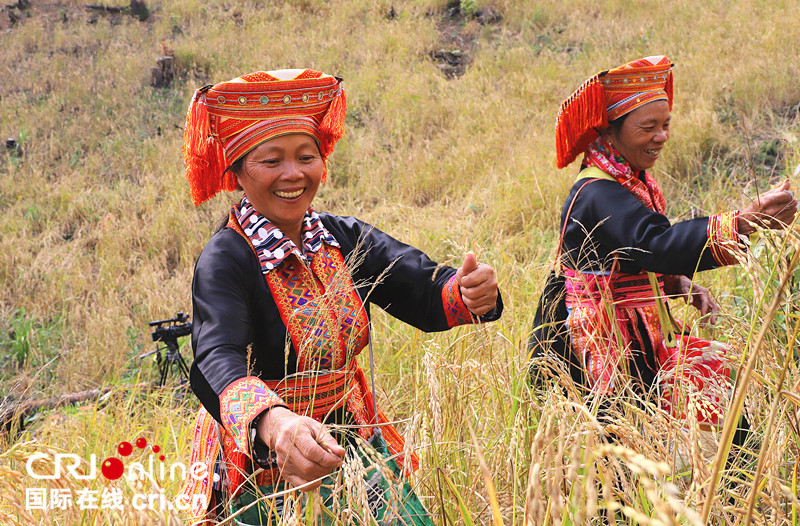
top-left (526, 224), bottom-right (800, 525)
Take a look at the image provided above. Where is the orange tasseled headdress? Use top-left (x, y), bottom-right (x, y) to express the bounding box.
top-left (183, 69), bottom-right (346, 205)
top-left (555, 56), bottom-right (673, 168)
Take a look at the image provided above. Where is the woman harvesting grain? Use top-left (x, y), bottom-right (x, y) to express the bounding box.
top-left (178, 69), bottom-right (501, 524)
top-left (529, 56), bottom-right (796, 433)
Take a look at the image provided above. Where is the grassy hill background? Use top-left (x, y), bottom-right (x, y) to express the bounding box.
top-left (1, 0), bottom-right (799, 524)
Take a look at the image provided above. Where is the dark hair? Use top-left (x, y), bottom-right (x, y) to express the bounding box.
top-left (215, 158), bottom-right (244, 233)
top-left (596, 113), bottom-right (629, 139)
top-left (609, 111), bottom-right (630, 131)
top-left (228, 156), bottom-right (244, 177)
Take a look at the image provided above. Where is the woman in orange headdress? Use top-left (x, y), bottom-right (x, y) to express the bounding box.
top-left (178, 69), bottom-right (501, 524)
top-left (530, 56), bottom-right (796, 430)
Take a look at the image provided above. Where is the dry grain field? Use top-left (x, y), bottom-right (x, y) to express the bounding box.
top-left (1, 0), bottom-right (800, 524)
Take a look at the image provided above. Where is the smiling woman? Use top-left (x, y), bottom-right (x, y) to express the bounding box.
top-left (530, 55), bottom-right (797, 443)
top-left (600, 99), bottom-right (670, 173)
top-left (233, 135), bottom-right (324, 248)
top-left (178, 69), bottom-right (502, 525)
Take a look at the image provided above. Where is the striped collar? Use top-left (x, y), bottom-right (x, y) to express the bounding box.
top-left (233, 196), bottom-right (339, 273)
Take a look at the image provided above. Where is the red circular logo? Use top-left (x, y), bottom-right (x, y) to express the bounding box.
top-left (117, 442), bottom-right (133, 457)
top-left (101, 457), bottom-right (124, 480)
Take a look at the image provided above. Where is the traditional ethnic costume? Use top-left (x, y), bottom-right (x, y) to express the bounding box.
top-left (179, 70), bottom-right (502, 524)
top-left (530, 56), bottom-right (742, 427)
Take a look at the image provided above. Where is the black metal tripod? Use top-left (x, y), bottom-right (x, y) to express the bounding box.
top-left (140, 312), bottom-right (192, 387)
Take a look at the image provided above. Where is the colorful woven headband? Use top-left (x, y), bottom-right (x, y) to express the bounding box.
top-left (555, 56), bottom-right (673, 168)
top-left (183, 69), bottom-right (346, 205)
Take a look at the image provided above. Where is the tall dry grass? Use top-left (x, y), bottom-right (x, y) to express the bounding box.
top-left (1, 0), bottom-right (799, 524)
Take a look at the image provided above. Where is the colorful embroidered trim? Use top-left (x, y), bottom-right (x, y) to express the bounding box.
top-left (707, 211), bottom-right (741, 266)
top-left (179, 408), bottom-right (220, 522)
top-left (601, 55), bottom-right (673, 121)
top-left (581, 137), bottom-right (666, 213)
top-left (219, 376), bottom-right (285, 454)
top-left (206, 73), bottom-right (342, 123)
top-left (267, 248), bottom-right (370, 371)
top-left (441, 274), bottom-right (474, 327)
top-left (224, 117), bottom-right (319, 162)
top-left (234, 197), bottom-right (339, 272)
top-left (264, 362), bottom-right (356, 417)
top-left (564, 268), bottom-right (665, 309)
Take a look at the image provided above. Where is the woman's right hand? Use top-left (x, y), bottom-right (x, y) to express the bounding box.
top-left (256, 406), bottom-right (345, 490)
top-left (738, 179), bottom-right (797, 235)
top-left (666, 275), bottom-right (719, 326)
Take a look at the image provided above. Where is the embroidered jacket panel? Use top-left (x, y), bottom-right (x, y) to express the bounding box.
top-left (190, 212), bottom-right (502, 425)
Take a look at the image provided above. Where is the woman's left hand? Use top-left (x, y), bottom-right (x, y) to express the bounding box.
top-left (456, 252), bottom-right (498, 316)
top-left (668, 275), bottom-right (719, 326)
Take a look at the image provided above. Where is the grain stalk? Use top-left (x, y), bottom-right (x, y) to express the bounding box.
top-left (701, 233), bottom-right (800, 523)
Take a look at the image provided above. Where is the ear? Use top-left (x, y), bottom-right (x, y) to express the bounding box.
top-left (598, 125), bottom-right (616, 147)
top-left (225, 165), bottom-right (243, 191)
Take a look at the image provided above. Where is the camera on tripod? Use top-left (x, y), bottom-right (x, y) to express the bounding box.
top-left (140, 312), bottom-right (192, 387)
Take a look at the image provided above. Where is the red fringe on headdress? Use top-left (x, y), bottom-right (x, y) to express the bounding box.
top-left (555, 75), bottom-right (608, 169)
top-left (183, 89), bottom-right (230, 206)
top-left (317, 86), bottom-right (346, 184)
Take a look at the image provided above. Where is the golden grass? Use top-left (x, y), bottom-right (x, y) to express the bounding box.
top-left (1, 0), bottom-right (799, 524)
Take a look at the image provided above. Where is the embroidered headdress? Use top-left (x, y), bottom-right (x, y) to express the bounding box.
top-left (183, 69), bottom-right (346, 205)
top-left (555, 55), bottom-right (673, 168)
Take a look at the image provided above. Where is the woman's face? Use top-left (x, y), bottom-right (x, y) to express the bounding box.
top-left (235, 133), bottom-right (323, 232)
top-left (603, 100), bottom-right (671, 172)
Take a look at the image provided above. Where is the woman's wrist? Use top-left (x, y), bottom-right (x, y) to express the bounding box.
top-left (661, 274), bottom-right (679, 296)
top-left (256, 405), bottom-right (291, 449)
top-left (737, 212), bottom-right (755, 236)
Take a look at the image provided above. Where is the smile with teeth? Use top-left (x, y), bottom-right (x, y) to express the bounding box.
top-left (274, 189), bottom-right (305, 199)
top-left (644, 149), bottom-right (660, 157)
